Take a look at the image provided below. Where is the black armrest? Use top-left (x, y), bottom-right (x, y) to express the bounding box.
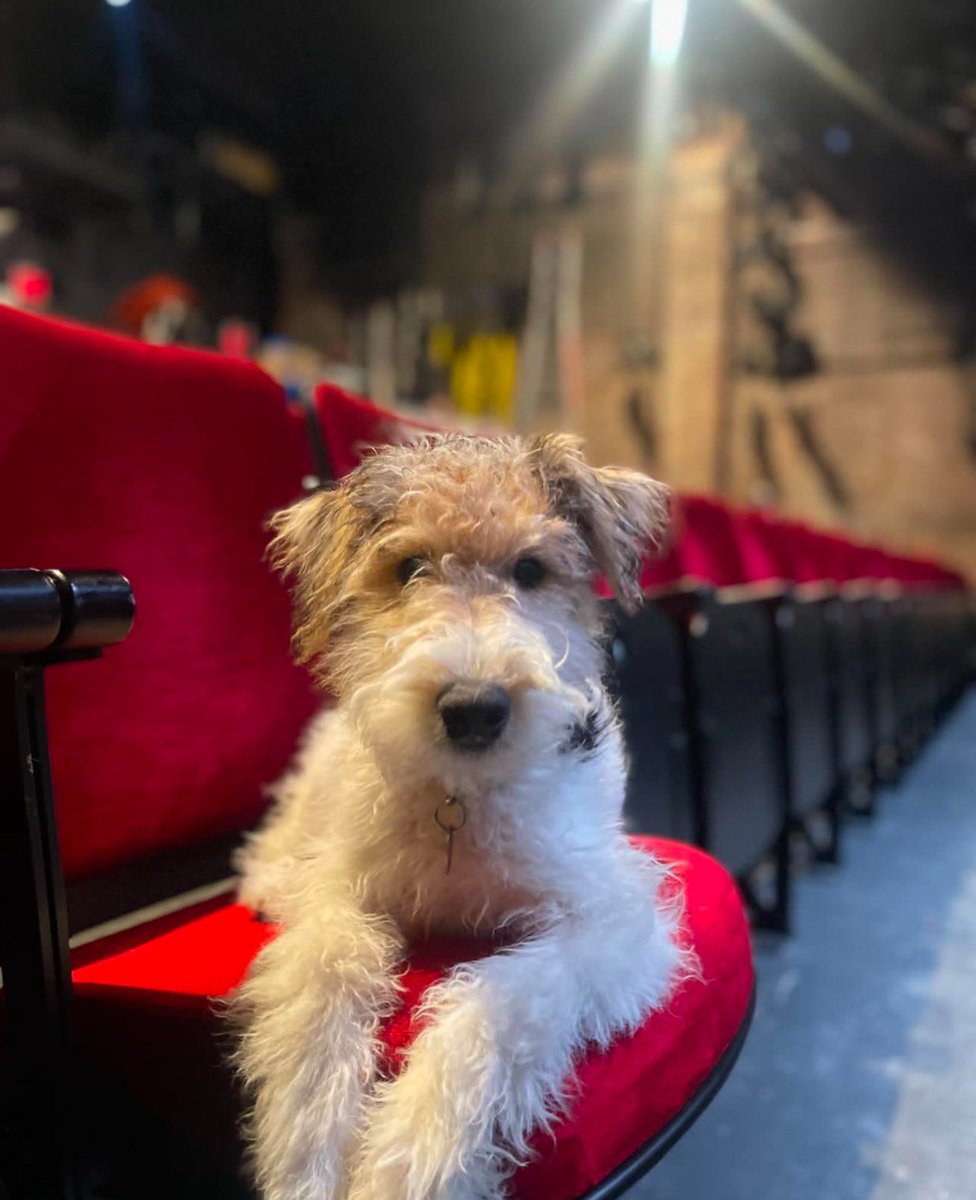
top-left (0, 568), bottom-right (135, 658)
top-left (0, 567), bottom-right (134, 1198)
top-left (0, 569), bottom-right (61, 654)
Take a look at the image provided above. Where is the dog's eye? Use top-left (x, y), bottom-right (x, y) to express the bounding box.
top-left (513, 557), bottom-right (546, 590)
top-left (396, 556), bottom-right (427, 586)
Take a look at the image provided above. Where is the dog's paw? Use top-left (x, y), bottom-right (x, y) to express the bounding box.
top-left (348, 1134), bottom-right (501, 1200)
top-left (346, 1085), bottom-right (453, 1200)
top-left (346, 987), bottom-right (510, 1200)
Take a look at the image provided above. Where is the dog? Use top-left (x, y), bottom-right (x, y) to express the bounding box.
top-left (232, 431), bottom-right (692, 1200)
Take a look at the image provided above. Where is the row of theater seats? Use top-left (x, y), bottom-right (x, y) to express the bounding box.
top-left (611, 583), bottom-right (974, 932)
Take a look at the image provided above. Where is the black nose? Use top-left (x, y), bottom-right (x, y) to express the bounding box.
top-left (437, 683), bottom-right (511, 751)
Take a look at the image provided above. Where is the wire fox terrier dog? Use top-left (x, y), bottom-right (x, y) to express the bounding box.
top-left (232, 432), bottom-right (692, 1200)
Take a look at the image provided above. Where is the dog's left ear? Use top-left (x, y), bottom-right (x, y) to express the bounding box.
top-left (266, 483), bottom-right (365, 668)
top-left (529, 433), bottom-right (671, 613)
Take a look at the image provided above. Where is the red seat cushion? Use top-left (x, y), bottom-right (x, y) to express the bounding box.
top-left (73, 836), bottom-right (753, 1200)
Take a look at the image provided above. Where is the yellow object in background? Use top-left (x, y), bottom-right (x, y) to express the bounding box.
top-left (450, 333), bottom-right (518, 425)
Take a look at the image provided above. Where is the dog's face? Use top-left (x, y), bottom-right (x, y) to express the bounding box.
top-left (269, 434), bottom-right (668, 792)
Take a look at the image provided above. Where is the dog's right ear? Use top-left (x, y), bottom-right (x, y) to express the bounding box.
top-left (267, 485), bottom-right (362, 667)
top-left (529, 433), bottom-right (671, 614)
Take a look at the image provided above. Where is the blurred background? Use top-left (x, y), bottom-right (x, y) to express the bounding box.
top-left (3, 0), bottom-right (976, 577)
top-left (2, 7), bottom-right (976, 1200)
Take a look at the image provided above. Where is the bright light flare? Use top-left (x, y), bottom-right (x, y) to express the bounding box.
top-left (651, 0), bottom-right (689, 68)
top-left (507, 0), bottom-right (642, 178)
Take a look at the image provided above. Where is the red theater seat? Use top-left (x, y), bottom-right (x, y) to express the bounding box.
top-left (0, 306), bottom-right (318, 887)
top-left (72, 837), bottom-right (753, 1200)
top-left (316, 381), bottom-right (439, 477)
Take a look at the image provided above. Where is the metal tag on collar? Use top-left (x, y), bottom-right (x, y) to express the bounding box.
top-left (434, 795), bottom-right (467, 875)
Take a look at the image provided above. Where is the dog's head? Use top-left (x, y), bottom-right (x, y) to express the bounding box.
top-left (269, 433), bottom-right (669, 791)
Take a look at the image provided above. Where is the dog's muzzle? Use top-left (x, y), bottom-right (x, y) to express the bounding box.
top-left (437, 683), bottom-right (511, 752)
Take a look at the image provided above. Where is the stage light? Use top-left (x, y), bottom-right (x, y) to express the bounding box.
top-left (106, 0), bottom-right (132, 8)
top-left (651, 0), bottom-right (689, 67)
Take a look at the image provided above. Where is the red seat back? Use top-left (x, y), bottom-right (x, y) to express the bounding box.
top-left (316, 383), bottom-right (436, 477)
top-left (0, 308), bottom-right (317, 882)
top-left (673, 496), bottom-right (749, 588)
top-left (734, 510), bottom-right (792, 584)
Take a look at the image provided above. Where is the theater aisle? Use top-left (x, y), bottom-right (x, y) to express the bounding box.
top-left (633, 690), bottom-right (976, 1200)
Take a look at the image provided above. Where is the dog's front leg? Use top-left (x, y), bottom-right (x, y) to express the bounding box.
top-left (233, 897), bottom-right (403, 1200)
top-left (347, 871), bottom-right (683, 1200)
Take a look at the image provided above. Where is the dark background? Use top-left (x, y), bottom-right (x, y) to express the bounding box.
top-left (4, 0), bottom-right (976, 313)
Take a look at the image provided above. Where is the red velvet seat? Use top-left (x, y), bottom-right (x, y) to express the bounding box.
top-left (72, 836), bottom-right (753, 1200)
top-left (672, 496), bottom-right (751, 588)
top-left (0, 305), bottom-right (318, 886)
top-left (316, 381), bottom-right (439, 477)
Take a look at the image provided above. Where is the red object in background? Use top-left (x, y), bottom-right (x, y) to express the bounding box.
top-left (109, 274), bottom-right (202, 335)
top-left (73, 836), bottom-right (754, 1200)
top-left (7, 260), bottom-right (53, 309)
top-left (217, 317), bottom-right (257, 360)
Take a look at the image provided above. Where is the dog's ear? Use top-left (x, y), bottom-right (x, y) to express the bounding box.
top-left (267, 484), bottom-right (365, 666)
top-left (529, 433), bottom-right (670, 614)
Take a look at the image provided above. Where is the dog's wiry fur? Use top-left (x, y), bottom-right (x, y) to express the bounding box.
top-left (231, 432), bottom-right (693, 1200)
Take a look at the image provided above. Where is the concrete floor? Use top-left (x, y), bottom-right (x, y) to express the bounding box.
top-left (632, 691), bottom-right (976, 1200)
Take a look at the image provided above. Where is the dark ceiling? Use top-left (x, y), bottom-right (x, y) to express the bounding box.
top-left (4, 0), bottom-right (976, 306)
